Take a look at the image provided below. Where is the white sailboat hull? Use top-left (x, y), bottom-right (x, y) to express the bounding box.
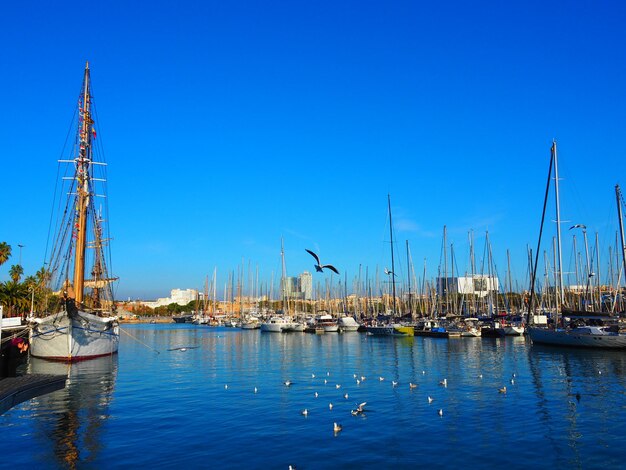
top-left (528, 327), bottom-right (626, 349)
top-left (29, 309), bottom-right (119, 361)
top-left (503, 325), bottom-right (525, 336)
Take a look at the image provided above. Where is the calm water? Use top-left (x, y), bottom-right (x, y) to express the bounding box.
top-left (2, 324), bottom-right (626, 469)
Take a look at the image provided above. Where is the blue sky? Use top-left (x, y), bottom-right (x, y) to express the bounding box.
top-left (1, 0), bottom-right (625, 300)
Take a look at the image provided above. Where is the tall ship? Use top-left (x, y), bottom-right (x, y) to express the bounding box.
top-left (29, 62), bottom-right (120, 361)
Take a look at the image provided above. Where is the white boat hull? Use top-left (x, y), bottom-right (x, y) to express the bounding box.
top-left (338, 316), bottom-right (360, 332)
top-left (503, 325), bottom-right (525, 336)
top-left (528, 327), bottom-right (626, 349)
top-left (29, 309), bottom-right (119, 361)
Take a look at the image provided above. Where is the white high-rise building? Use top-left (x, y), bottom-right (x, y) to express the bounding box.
top-left (299, 271), bottom-right (313, 300)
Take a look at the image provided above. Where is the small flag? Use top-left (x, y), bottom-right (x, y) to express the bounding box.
top-left (92, 128), bottom-right (97, 139)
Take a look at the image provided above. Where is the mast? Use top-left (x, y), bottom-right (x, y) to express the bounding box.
top-left (72, 62), bottom-right (93, 305)
top-left (616, 185), bottom-right (626, 293)
top-left (552, 141), bottom-right (565, 309)
top-left (406, 240), bottom-right (412, 317)
top-left (388, 195), bottom-right (397, 317)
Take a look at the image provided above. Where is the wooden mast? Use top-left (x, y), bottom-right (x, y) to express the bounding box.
top-left (72, 62), bottom-right (93, 305)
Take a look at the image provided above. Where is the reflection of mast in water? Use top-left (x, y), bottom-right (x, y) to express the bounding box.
top-left (28, 355), bottom-right (118, 469)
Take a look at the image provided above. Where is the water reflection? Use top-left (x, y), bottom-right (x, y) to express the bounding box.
top-left (27, 355), bottom-right (118, 469)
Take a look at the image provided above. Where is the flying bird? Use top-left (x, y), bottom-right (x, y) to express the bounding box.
top-left (384, 267), bottom-right (396, 277)
top-left (569, 224), bottom-right (587, 230)
top-left (305, 249), bottom-right (340, 274)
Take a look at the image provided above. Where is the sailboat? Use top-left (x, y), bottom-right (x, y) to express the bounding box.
top-left (526, 142), bottom-right (626, 349)
top-left (366, 195), bottom-right (414, 337)
top-left (29, 63), bottom-right (120, 361)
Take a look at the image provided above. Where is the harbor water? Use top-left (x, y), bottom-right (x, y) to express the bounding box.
top-left (2, 324), bottom-right (625, 469)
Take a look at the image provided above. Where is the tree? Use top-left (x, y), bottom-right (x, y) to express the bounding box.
top-left (0, 242), bottom-right (11, 267)
top-left (0, 281), bottom-right (30, 316)
top-left (9, 264), bottom-right (24, 283)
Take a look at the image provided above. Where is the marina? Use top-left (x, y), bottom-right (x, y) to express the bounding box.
top-left (2, 324), bottom-right (626, 468)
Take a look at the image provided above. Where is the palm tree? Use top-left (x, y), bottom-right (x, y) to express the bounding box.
top-left (0, 281), bottom-right (30, 316)
top-left (0, 242), bottom-right (11, 267)
top-left (9, 264), bottom-right (24, 283)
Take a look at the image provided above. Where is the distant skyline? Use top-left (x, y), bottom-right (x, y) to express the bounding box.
top-left (1, 1), bottom-right (625, 300)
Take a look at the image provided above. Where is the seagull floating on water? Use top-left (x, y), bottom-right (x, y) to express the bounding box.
top-left (438, 409), bottom-right (443, 417)
top-left (254, 387), bottom-right (258, 394)
top-left (510, 378), bottom-right (515, 385)
top-left (329, 403), bottom-right (333, 410)
top-left (311, 373), bottom-right (316, 378)
top-left (324, 379), bottom-right (328, 384)
top-left (392, 381), bottom-right (398, 387)
top-left (379, 377), bottom-right (385, 381)
top-left (409, 383), bottom-right (418, 389)
top-left (333, 422), bottom-right (343, 433)
top-left (305, 249), bottom-right (340, 274)
top-left (351, 402), bottom-right (367, 415)
top-left (224, 384), bottom-right (228, 390)
top-left (428, 396), bottom-right (434, 404)
top-left (344, 393), bottom-right (349, 399)
top-left (499, 386), bottom-right (507, 394)
top-left (336, 384), bottom-right (341, 389)
top-left (315, 392), bottom-right (319, 398)
top-left (301, 409), bottom-right (309, 416)
top-left (356, 379), bottom-right (361, 385)
top-left (361, 376), bottom-right (366, 381)
top-left (284, 380), bottom-right (292, 387)
top-left (439, 379), bottom-right (448, 387)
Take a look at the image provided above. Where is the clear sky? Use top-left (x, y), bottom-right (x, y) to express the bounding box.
top-left (1, 0), bottom-right (625, 300)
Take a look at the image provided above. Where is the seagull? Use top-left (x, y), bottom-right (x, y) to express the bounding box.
top-left (384, 267), bottom-right (396, 277)
top-left (284, 380), bottom-right (292, 387)
top-left (409, 382), bottom-right (418, 389)
top-left (569, 224), bottom-right (587, 230)
top-left (301, 409), bottom-right (309, 416)
top-left (327, 371), bottom-right (330, 376)
top-left (510, 378), bottom-right (515, 385)
top-left (329, 403), bottom-right (333, 410)
top-left (499, 386), bottom-right (507, 394)
top-left (428, 396), bottom-right (434, 404)
top-left (336, 384), bottom-right (341, 389)
top-left (344, 393), bottom-right (349, 399)
top-left (361, 376), bottom-right (366, 381)
top-left (422, 370), bottom-right (426, 375)
top-left (315, 392), bottom-right (319, 398)
top-left (478, 374), bottom-right (483, 379)
top-left (392, 381), bottom-right (398, 387)
top-left (379, 377), bottom-right (385, 381)
top-left (351, 402), bottom-right (367, 415)
top-left (439, 379), bottom-right (447, 387)
top-left (224, 384), bottom-right (228, 390)
top-left (254, 387), bottom-right (258, 394)
top-left (356, 379), bottom-right (361, 385)
top-left (312, 373), bottom-right (316, 378)
top-left (305, 249), bottom-right (340, 274)
top-left (324, 379), bottom-right (328, 384)
top-left (438, 409), bottom-right (443, 417)
top-left (353, 374), bottom-right (357, 379)
top-left (333, 422), bottom-right (343, 433)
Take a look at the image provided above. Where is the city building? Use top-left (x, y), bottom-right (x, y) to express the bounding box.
top-left (436, 275), bottom-right (499, 298)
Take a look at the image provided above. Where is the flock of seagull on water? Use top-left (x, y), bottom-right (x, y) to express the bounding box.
top-left (217, 369), bottom-right (520, 435)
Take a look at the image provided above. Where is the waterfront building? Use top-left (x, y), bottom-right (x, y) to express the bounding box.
top-left (436, 275), bottom-right (499, 298)
top-left (141, 288), bottom-right (199, 309)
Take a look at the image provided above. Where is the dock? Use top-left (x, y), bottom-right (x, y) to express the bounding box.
top-left (0, 374), bottom-right (67, 415)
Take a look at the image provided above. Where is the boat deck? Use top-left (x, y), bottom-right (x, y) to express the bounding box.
top-left (0, 374), bottom-right (67, 415)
